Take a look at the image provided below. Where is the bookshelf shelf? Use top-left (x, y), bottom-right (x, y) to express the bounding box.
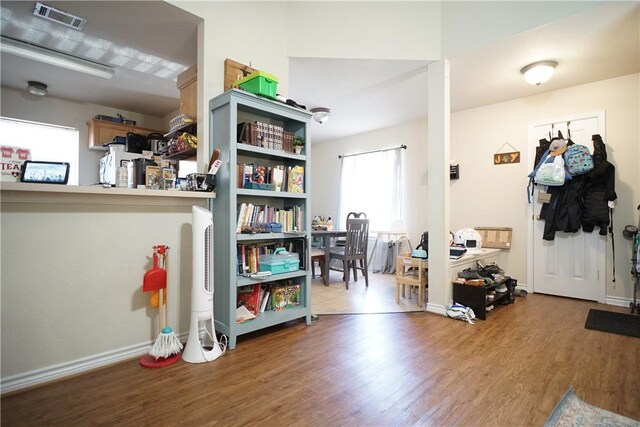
top-left (237, 144), bottom-right (306, 161)
top-left (236, 306), bottom-right (310, 334)
top-left (209, 89), bottom-right (313, 350)
top-left (236, 270), bottom-right (307, 287)
top-left (236, 189), bottom-right (307, 199)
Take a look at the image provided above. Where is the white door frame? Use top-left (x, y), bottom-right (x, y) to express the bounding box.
top-left (526, 110), bottom-right (606, 303)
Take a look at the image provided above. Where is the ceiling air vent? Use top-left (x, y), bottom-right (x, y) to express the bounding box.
top-left (33, 2), bottom-right (87, 31)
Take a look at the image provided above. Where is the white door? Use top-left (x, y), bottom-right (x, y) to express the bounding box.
top-left (528, 112), bottom-right (606, 302)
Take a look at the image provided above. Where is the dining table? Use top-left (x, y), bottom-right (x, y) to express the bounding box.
top-left (311, 229), bottom-right (347, 285)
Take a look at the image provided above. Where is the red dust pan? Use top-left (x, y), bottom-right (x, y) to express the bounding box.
top-left (140, 245), bottom-right (183, 368)
top-left (143, 251), bottom-right (166, 292)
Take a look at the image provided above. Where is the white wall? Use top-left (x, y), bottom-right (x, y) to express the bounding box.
top-left (0, 87), bottom-right (167, 186)
top-left (311, 118), bottom-right (428, 245)
top-left (451, 73), bottom-right (639, 300)
top-left (313, 73), bottom-right (639, 301)
top-left (287, 1), bottom-right (442, 60)
top-left (0, 193), bottom-right (205, 385)
top-left (441, 1), bottom-right (606, 57)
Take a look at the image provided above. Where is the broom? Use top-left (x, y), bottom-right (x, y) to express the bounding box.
top-left (147, 246), bottom-right (183, 359)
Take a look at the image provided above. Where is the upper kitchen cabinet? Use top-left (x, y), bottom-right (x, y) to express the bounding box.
top-left (87, 119), bottom-right (165, 150)
top-left (177, 65), bottom-right (197, 120)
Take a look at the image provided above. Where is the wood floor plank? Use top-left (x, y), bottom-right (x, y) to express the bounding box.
top-left (2, 294), bottom-right (639, 426)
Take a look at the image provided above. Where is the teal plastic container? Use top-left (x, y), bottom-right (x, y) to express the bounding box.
top-left (233, 71), bottom-right (278, 99)
top-left (259, 248), bottom-right (299, 274)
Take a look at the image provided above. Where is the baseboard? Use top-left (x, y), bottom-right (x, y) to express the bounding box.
top-left (1, 332), bottom-right (189, 395)
top-left (426, 303), bottom-right (447, 316)
top-left (605, 295), bottom-right (632, 308)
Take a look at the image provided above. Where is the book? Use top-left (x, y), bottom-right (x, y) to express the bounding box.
top-left (243, 164), bottom-right (254, 186)
top-left (236, 305), bottom-right (256, 323)
top-left (270, 283), bottom-right (301, 311)
top-left (259, 289), bottom-right (270, 313)
top-left (254, 165), bottom-right (267, 184)
top-left (145, 165), bottom-right (161, 190)
top-left (272, 166), bottom-right (284, 191)
top-left (237, 163), bottom-right (244, 188)
top-left (236, 203), bottom-right (248, 233)
top-left (237, 284), bottom-right (261, 316)
top-left (288, 165), bottom-right (304, 193)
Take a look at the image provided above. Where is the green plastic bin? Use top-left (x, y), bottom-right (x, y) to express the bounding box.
top-left (233, 71), bottom-right (278, 99)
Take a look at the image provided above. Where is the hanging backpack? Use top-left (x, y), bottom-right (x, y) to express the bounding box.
top-left (416, 232), bottom-right (428, 251)
top-left (534, 154), bottom-right (566, 186)
top-left (564, 144), bottom-right (594, 176)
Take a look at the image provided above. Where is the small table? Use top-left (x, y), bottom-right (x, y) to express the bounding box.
top-left (396, 255), bottom-right (428, 307)
top-left (311, 230), bottom-right (347, 285)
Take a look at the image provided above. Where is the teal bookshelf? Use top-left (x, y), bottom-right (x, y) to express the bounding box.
top-left (209, 89), bottom-right (312, 349)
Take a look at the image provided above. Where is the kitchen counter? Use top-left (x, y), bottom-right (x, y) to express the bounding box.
top-left (0, 182), bottom-right (214, 206)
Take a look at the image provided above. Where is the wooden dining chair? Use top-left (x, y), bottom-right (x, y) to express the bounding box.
top-left (335, 212), bottom-right (367, 247)
top-left (310, 247), bottom-right (325, 280)
top-left (347, 212), bottom-right (367, 219)
top-left (329, 217), bottom-right (370, 289)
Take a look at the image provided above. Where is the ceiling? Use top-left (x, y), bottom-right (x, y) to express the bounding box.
top-left (1, 2), bottom-right (638, 142)
top-left (291, 1), bottom-right (639, 142)
top-left (0, 1), bottom-right (200, 117)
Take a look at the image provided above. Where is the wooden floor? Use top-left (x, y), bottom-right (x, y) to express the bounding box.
top-left (312, 272), bottom-right (425, 314)
top-left (2, 294), bottom-right (639, 426)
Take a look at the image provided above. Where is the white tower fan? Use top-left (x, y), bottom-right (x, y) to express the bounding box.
top-left (182, 206), bottom-right (226, 363)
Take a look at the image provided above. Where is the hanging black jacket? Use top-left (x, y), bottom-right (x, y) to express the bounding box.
top-left (582, 134), bottom-right (616, 235)
top-left (540, 174), bottom-right (586, 240)
top-left (539, 138), bottom-right (583, 241)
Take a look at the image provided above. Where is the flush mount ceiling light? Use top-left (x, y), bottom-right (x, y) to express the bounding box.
top-left (27, 81), bottom-right (48, 96)
top-left (310, 107), bottom-right (331, 124)
top-left (0, 36), bottom-right (115, 79)
top-left (520, 60), bottom-right (558, 86)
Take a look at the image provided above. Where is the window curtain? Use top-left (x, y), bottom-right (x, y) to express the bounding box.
top-left (337, 147), bottom-right (404, 230)
top-left (336, 147), bottom-right (405, 271)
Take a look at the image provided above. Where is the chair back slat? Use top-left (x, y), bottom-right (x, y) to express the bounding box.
top-left (345, 218), bottom-right (369, 257)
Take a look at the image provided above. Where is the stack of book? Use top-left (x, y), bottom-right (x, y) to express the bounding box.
top-left (236, 203), bottom-right (303, 234)
top-left (237, 122), bottom-right (295, 153)
top-left (235, 281), bottom-right (302, 322)
top-left (237, 163), bottom-right (304, 193)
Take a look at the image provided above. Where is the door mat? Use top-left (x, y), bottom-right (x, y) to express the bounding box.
top-left (584, 309), bottom-right (640, 338)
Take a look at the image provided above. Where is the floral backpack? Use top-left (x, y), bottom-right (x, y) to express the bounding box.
top-left (563, 144), bottom-right (594, 176)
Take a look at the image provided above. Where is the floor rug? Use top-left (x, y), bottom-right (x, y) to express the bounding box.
top-left (545, 387), bottom-right (639, 427)
top-left (585, 309), bottom-right (640, 338)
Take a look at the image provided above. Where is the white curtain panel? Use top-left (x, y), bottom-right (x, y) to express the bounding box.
top-left (336, 148), bottom-right (404, 232)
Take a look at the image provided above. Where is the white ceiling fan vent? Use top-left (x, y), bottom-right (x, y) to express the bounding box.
top-left (33, 2), bottom-right (87, 31)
